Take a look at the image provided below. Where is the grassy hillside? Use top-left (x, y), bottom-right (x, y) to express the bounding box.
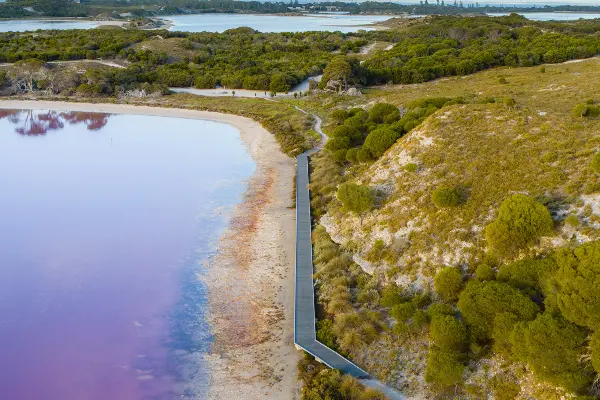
top-left (302, 57), bottom-right (600, 399)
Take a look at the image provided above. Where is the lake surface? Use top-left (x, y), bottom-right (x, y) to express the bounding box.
top-left (163, 13), bottom-right (391, 33)
top-left (0, 109), bottom-right (255, 399)
top-left (488, 12), bottom-right (600, 20)
top-left (0, 13), bottom-right (391, 33)
top-left (0, 19), bottom-right (100, 31)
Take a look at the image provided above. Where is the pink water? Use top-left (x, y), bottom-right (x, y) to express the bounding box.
top-left (0, 110), bottom-right (254, 399)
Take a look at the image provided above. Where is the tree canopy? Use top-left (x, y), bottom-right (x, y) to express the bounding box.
top-left (485, 194), bottom-right (554, 256)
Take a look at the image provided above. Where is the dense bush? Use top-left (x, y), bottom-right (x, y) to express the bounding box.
top-left (431, 186), bottom-right (461, 208)
top-left (573, 103), bottom-right (600, 118)
top-left (337, 183), bottom-right (374, 218)
top-left (425, 347), bottom-right (465, 387)
top-left (512, 313), bottom-right (592, 392)
top-left (475, 263), bottom-right (495, 281)
top-left (485, 194), bottom-right (554, 256)
top-left (554, 241), bottom-right (600, 330)
top-left (434, 267), bottom-right (463, 301)
top-left (497, 257), bottom-right (557, 293)
top-left (430, 315), bottom-right (467, 351)
top-left (457, 280), bottom-right (540, 341)
top-left (298, 354), bottom-right (386, 400)
top-left (363, 128), bottom-right (400, 158)
top-left (368, 102), bottom-right (399, 124)
top-left (362, 15), bottom-right (600, 86)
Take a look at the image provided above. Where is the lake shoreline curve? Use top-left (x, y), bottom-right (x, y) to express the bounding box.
top-left (0, 100), bottom-right (300, 399)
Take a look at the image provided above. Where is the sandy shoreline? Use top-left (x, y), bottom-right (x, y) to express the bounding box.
top-left (0, 100), bottom-right (300, 399)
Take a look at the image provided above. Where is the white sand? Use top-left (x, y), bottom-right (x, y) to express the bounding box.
top-left (0, 100), bottom-right (300, 399)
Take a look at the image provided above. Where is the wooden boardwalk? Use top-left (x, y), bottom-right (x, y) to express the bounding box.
top-left (293, 128), bottom-right (405, 399)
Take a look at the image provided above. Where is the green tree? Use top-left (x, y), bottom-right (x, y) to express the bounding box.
top-left (337, 183), bottom-right (374, 219)
top-left (363, 128), bottom-right (399, 159)
top-left (513, 313), bottom-right (592, 392)
top-left (434, 267), bottom-right (463, 301)
top-left (391, 302), bottom-right (415, 323)
top-left (457, 280), bottom-right (539, 341)
top-left (331, 109), bottom-right (349, 123)
top-left (497, 257), bottom-right (557, 293)
top-left (475, 263), bottom-right (495, 281)
top-left (320, 55), bottom-right (352, 92)
top-left (270, 73), bottom-right (290, 93)
top-left (491, 312), bottom-right (520, 356)
top-left (369, 102), bottom-right (399, 123)
top-left (425, 347), bottom-right (464, 387)
top-left (431, 186), bottom-right (460, 207)
top-left (485, 194), bottom-right (554, 256)
top-left (430, 315), bottom-right (467, 351)
top-left (555, 241), bottom-right (600, 330)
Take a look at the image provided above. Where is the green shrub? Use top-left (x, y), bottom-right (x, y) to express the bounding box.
top-left (0, 71), bottom-right (6, 87)
top-left (513, 313), bottom-right (592, 392)
top-left (325, 136), bottom-right (350, 152)
top-left (404, 163), bottom-right (418, 173)
top-left (316, 319), bottom-right (336, 349)
top-left (427, 303), bottom-right (456, 319)
top-left (555, 241), bottom-right (600, 330)
top-left (369, 102), bottom-right (398, 123)
top-left (591, 330), bottom-right (600, 374)
top-left (565, 214), bottom-right (580, 227)
top-left (194, 74), bottom-right (217, 89)
top-left (411, 292), bottom-right (431, 309)
top-left (573, 103), bottom-right (600, 118)
top-left (498, 77), bottom-right (508, 84)
top-left (434, 267), bottom-right (463, 301)
top-left (539, 66), bottom-right (546, 73)
top-left (356, 147), bottom-right (373, 163)
top-left (424, 347), bottom-right (465, 387)
top-left (379, 284), bottom-right (405, 307)
top-left (431, 186), bottom-right (460, 207)
top-left (331, 109), bottom-right (348, 123)
top-left (490, 376), bottom-right (520, 400)
top-left (336, 182), bottom-right (374, 218)
top-left (391, 302), bottom-right (415, 323)
top-left (497, 257), bottom-right (558, 293)
top-left (503, 97), bottom-right (516, 107)
top-left (333, 149), bottom-right (348, 163)
top-left (485, 194), bottom-right (554, 256)
top-left (457, 280), bottom-right (540, 341)
top-left (591, 152), bottom-right (600, 173)
top-left (492, 312), bottom-right (520, 357)
top-left (475, 263), bottom-right (495, 281)
top-left (345, 148), bottom-right (359, 163)
top-left (363, 128), bottom-right (400, 159)
top-left (430, 315), bottom-right (467, 351)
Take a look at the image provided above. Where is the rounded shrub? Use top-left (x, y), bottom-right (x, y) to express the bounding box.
top-left (431, 186), bottom-right (460, 208)
top-left (336, 182), bottom-right (374, 217)
top-left (363, 128), bottom-right (400, 159)
top-left (554, 241), bottom-right (600, 330)
top-left (331, 109), bottom-right (348, 123)
top-left (430, 315), bottom-right (467, 351)
top-left (434, 267), bottom-right (463, 301)
top-left (390, 302), bottom-right (415, 323)
top-left (485, 194), bottom-right (554, 256)
top-left (425, 347), bottom-right (465, 387)
top-left (369, 102), bottom-right (399, 123)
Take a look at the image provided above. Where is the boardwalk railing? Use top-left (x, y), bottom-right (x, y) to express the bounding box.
top-left (293, 148), bottom-right (404, 400)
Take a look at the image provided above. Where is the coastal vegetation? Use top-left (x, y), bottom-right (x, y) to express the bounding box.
top-left (300, 40), bottom-right (600, 398)
top-left (4, 12), bottom-right (600, 400)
